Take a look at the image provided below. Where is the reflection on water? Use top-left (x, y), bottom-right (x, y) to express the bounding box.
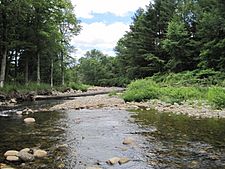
top-left (132, 109), bottom-right (225, 168)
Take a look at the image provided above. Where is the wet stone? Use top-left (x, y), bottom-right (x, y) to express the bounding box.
top-left (6, 156), bottom-right (20, 162)
top-left (4, 150), bottom-right (19, 157)
top-left (33, 150), bottom-right (47, 158)
top-left (24, 118), bottom-right (35, 123)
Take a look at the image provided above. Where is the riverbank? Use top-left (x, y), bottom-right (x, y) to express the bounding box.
top-left (50, 94), bottom-right (225, 118)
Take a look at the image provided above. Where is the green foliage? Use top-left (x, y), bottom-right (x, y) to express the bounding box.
top-left (67, 82), bottom-right (89, 92)
top-left (207, 88), bottom-right (225, 109)
top-left (151, 69), bottom-right (225, 87)
top-left (123, 79), bottom-right (160, 102)
top-left (0, 83), bottom-right (51, 94)
top-left (123, 73), bottom-right (225, 109)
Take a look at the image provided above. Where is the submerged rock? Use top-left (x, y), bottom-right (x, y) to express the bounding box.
top-left (33, 150), bottom-right (47, 158)
top-left (24, 118), bottom-right (35, 123)
top-left (4, 150), bottom-right (19, 157)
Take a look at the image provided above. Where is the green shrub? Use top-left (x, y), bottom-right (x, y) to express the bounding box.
top-left (67, 82), bottom-right (89, 92)
top-left (207, 87), bottom-right (225, 108)
top-left (123, 79), bottom-right (160, 102)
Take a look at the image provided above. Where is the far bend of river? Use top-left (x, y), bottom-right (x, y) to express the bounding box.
top-left (0, 103), bottom-right (225, 168)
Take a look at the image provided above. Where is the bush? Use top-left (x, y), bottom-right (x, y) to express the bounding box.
top-left (67, 82), bottom-right (89, 92)
top-left (123, 79), bottom-right (160, 102)
top-left (207, 87), bottom-right (225, 108)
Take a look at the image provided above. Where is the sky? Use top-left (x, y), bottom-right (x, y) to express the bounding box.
top-left (70, 0), bottom-right (150, 59)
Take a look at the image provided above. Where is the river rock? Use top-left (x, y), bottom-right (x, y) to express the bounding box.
top-left (24, 118), bottom-right (35, 123)
top-left (118, 157), bottom-right (129, 164)
top-left (18, 151), bottom-right (34, 162)
top-left (16, 111), bottom-right (23, 115)
top-left (27, 108), bottom-right (34, 113)
top-left (33, 150), bottom-right (47, 158)
top-left (106, 157), bottom-right (120, 165)
top-left (123, 137), bottom-right (134, 145)
top-left (6, 156), bottom-right (20, 162)
top-left (10, 98), bottom-right (17, 104)
top-left (4, 150), bottom-right (19, 157)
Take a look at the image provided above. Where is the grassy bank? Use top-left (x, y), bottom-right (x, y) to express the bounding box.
top-left (0, 82), bottom-right (89, 95)
top-left (123, 70), bottom-right (225, 109)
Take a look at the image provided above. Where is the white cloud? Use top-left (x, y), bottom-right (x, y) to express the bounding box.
top-left (72, 0), bottom-right (150, 18)
top-left (70, 0), bottom-right (151, 58)
top-left (72, 22), bottom-right (129, 58)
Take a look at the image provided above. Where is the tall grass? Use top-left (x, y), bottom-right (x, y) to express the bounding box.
top-left (0, 82), bottom-right (90, 94)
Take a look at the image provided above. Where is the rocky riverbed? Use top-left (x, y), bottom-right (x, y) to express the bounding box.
top-left (50, 93), bottom-right (225, 119)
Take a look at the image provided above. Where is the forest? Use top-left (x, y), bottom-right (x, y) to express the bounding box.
top-left (0, 0), bottom-right (80, 89)
top-left (0, 0), bottom-right (225, 93)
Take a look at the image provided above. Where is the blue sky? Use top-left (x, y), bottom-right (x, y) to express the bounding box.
top-left (71, 0), bottom-right (150, 58)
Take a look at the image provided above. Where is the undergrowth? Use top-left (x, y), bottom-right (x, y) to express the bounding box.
top-left (123, 70), bottom-right (225, 109)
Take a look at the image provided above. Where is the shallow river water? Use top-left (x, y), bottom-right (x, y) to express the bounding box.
top-left (0, 104), bottom-right (225, 169)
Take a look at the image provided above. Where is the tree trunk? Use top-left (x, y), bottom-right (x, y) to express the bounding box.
top-left (0, 49), bottom-right (7, 88)
top-left (0, 1), bottom-right (7, 88)
top-left (25, 55), bottom-right (29, 85)
top-left (37, 52), bottom-right (40, 85)
top-left (61, 51), bottom-right (64, 86)
top-left (50, 58), bottom-right (53, 87)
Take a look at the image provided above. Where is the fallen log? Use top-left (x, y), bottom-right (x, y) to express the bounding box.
top-left (33, 88), bottom-right (125, 101)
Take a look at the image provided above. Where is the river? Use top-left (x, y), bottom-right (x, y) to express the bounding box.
top-left (0, 101), bottom-right (225, 169)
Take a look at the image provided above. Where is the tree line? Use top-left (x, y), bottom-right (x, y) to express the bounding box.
top-left (76, 0), bottom-right (225, 86)
top-left (0, 0), bottom-right (80, 88)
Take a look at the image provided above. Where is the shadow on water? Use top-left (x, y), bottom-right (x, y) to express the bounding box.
top-left (131, 109), bottom-right (225, 169)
